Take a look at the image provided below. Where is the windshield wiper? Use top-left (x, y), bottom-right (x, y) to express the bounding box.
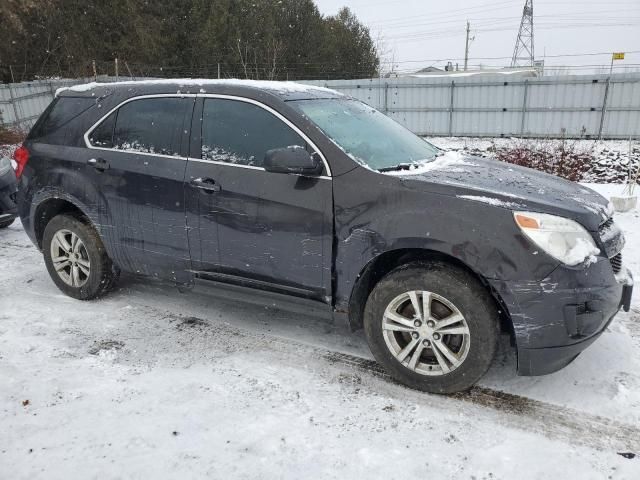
top-left (378, 163), bottom-right (414, 172)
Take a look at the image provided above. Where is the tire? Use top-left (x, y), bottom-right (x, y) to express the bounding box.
top-left (0, 216), bottom-right (15, 229)
top-left (363, 261), bottom-right (499, 394)
top-left (43, 214), bottom-right (119, 300)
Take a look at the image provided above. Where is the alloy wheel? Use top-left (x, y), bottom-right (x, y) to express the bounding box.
top-left (49, 229), bottom-right (91, 287)
top-left (382, 290), bottom-right (471, 376)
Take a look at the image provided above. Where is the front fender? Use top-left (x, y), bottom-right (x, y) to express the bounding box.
top-left (332, 167), bottom-right (559, 311)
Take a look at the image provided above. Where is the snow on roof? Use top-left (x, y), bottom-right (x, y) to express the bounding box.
top-left (55, 78), bottom-right (341, 97)
top-left (408, 69), bottom-right (537, 78)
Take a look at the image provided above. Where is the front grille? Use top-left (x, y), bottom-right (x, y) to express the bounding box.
top-left (610, 253), bottom-right (622, 274)
top-left (599, 216), bottom-right (614, 236)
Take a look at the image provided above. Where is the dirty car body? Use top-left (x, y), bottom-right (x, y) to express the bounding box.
top-left (15, 79), bottom-right (633, 389)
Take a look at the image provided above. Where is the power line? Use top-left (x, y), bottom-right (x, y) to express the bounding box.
top-left (382, 21), bottom-right (640, 42)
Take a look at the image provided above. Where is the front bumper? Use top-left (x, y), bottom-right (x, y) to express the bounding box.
top-left (490, 260), bottom-right (633, 376)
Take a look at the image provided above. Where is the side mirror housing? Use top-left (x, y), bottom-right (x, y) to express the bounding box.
top-left (264, 146), bottom-right (322, 175)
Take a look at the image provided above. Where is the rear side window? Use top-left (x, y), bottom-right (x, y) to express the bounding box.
top-left (88, 112), bottom-right (116, 148)
top-left (29, 97), bottom-right (96, 145)
top-left (201, 99), bottom-right (306, 167)
top-left (89, 97), bottom-right (192, 157)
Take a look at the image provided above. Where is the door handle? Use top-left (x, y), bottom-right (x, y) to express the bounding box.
top-left (191, 177), bottom-right (221, 193)
top-left (87, 157), bottom-right (109, 171)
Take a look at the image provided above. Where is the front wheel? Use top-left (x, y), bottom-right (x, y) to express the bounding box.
top-left (364, 262), bottom-right (499, 394)
top-left (43, 214), bottom-right (119, 300)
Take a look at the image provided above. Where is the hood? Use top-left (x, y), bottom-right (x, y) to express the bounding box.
top-left (389, 152), bottom-right (611, 231)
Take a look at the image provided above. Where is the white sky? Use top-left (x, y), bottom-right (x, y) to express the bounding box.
top-left (314, 0), bottom-right (640, 74)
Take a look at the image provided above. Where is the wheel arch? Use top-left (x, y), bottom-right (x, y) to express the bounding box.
top-left (33, 197), bottom-right (93, 249)
top-left (347, 248), bottom-right (514, 340)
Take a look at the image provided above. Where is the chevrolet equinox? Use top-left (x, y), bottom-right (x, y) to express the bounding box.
top-left (14, 79), bottom-right (633, 393)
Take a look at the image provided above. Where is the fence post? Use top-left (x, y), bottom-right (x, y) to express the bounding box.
top-left (7, 83), bottom-right (21, 129)
top-left (383, 82), bottom-right (389, 114)
top-left (520, 79), bottom-right (529, 136)
top-left (48, 81), bottom-right (56, 102)
top-left (448, 81), bottom-right (455, 136)
top-left (598, 77), bottom-right (611, 139)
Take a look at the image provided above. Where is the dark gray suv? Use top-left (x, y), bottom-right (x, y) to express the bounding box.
top-left (14, 79), bottom-right (633, 393)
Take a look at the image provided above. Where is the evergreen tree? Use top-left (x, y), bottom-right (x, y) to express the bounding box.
top-left (0, 0), bottom-right (379, 82)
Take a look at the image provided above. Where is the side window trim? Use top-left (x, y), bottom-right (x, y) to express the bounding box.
top-left (196, 94), bottom-right (331, 177)
top-left (84, 92), bottom-right (331, 177)
top-left (84, 94), bottom-right (197, 160)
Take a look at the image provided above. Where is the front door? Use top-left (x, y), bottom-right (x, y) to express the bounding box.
top-left (84, 96), bottom-right (194, 281)
top-left (184, 97), bottom-right (332, 300)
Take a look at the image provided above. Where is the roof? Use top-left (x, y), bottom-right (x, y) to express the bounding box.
top-left (55, 78), bottom-right (343, 101)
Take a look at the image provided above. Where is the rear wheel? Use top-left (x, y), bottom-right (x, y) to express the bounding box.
top-left (43, 214), bottom-right (119, 300)
top-left (364, 262), bottom-right (499, 394)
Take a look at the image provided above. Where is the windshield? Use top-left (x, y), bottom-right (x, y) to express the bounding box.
top-left (290, 98), bottom-right (440, 171)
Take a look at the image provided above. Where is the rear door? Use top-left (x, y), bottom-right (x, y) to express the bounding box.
top-left (84, 95), bottom-right (194, 281)
top-left (184, 96), bottom-right (333, 300)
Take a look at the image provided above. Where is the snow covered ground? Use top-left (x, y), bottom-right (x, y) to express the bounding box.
top-left (1, 184), bottom-right (639, 479)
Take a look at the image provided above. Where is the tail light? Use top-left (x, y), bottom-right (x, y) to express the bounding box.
top-left (12, 145), bottom-right (29, 179)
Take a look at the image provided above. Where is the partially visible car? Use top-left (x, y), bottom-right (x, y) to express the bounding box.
top-left (0, 154), bottom-right (18, 228)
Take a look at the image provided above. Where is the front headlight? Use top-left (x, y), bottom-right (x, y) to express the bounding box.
top-left (513, 211), bottom-right (600, 266)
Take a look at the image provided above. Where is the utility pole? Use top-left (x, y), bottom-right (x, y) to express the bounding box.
top-left (464, 21), bottom-right (471, 71)
top-left (511, 0), bottom-right (535, 67)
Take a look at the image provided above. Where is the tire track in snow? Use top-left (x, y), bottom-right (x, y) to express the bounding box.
top-left (3, 226), bottom-right (638, 456)
top-left (130, 307), bottom-right (640, 455)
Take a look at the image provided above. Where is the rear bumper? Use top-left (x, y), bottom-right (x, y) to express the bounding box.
top-left (490, 261), bottom-right (633, 376)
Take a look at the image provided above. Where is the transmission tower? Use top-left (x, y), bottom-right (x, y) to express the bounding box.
top-left (511, 0), bottom-right (534, 67)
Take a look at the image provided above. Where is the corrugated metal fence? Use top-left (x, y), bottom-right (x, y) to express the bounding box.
top-left (0, 76), bottom-right (134, 129)
top-left (2, 73), bottom-right (639, 139)
top-left (303, 73), bottom-right (640, 139)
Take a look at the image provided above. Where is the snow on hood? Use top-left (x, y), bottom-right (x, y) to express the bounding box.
top-left (383, 150), bottom-right (478, 175)
top-left (55, 78), bottom-right (341, 97)
top-left (456, 195), bottom-right (525, 209)
top-left (393, 153), bottom-right (612, 231)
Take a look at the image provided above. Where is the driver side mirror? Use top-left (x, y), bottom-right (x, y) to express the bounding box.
top-left (264, 146), bottom-right (322, 175)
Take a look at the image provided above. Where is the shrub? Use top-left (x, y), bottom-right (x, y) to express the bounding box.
top-left (0, 125), bottom-right (26, 145)
top-left (0, 125), bottom-right (26, 159)
top-left (492, 138), bottom-right (593, 182)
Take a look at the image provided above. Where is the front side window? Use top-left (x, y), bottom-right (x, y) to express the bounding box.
top-left (201, 99), bottom-right (306, 167)
top-left (89, 97), bottom-right (191, 156)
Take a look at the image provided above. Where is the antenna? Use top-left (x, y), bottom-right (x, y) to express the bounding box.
top-left (511, 0), bottom-right (534, 67)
